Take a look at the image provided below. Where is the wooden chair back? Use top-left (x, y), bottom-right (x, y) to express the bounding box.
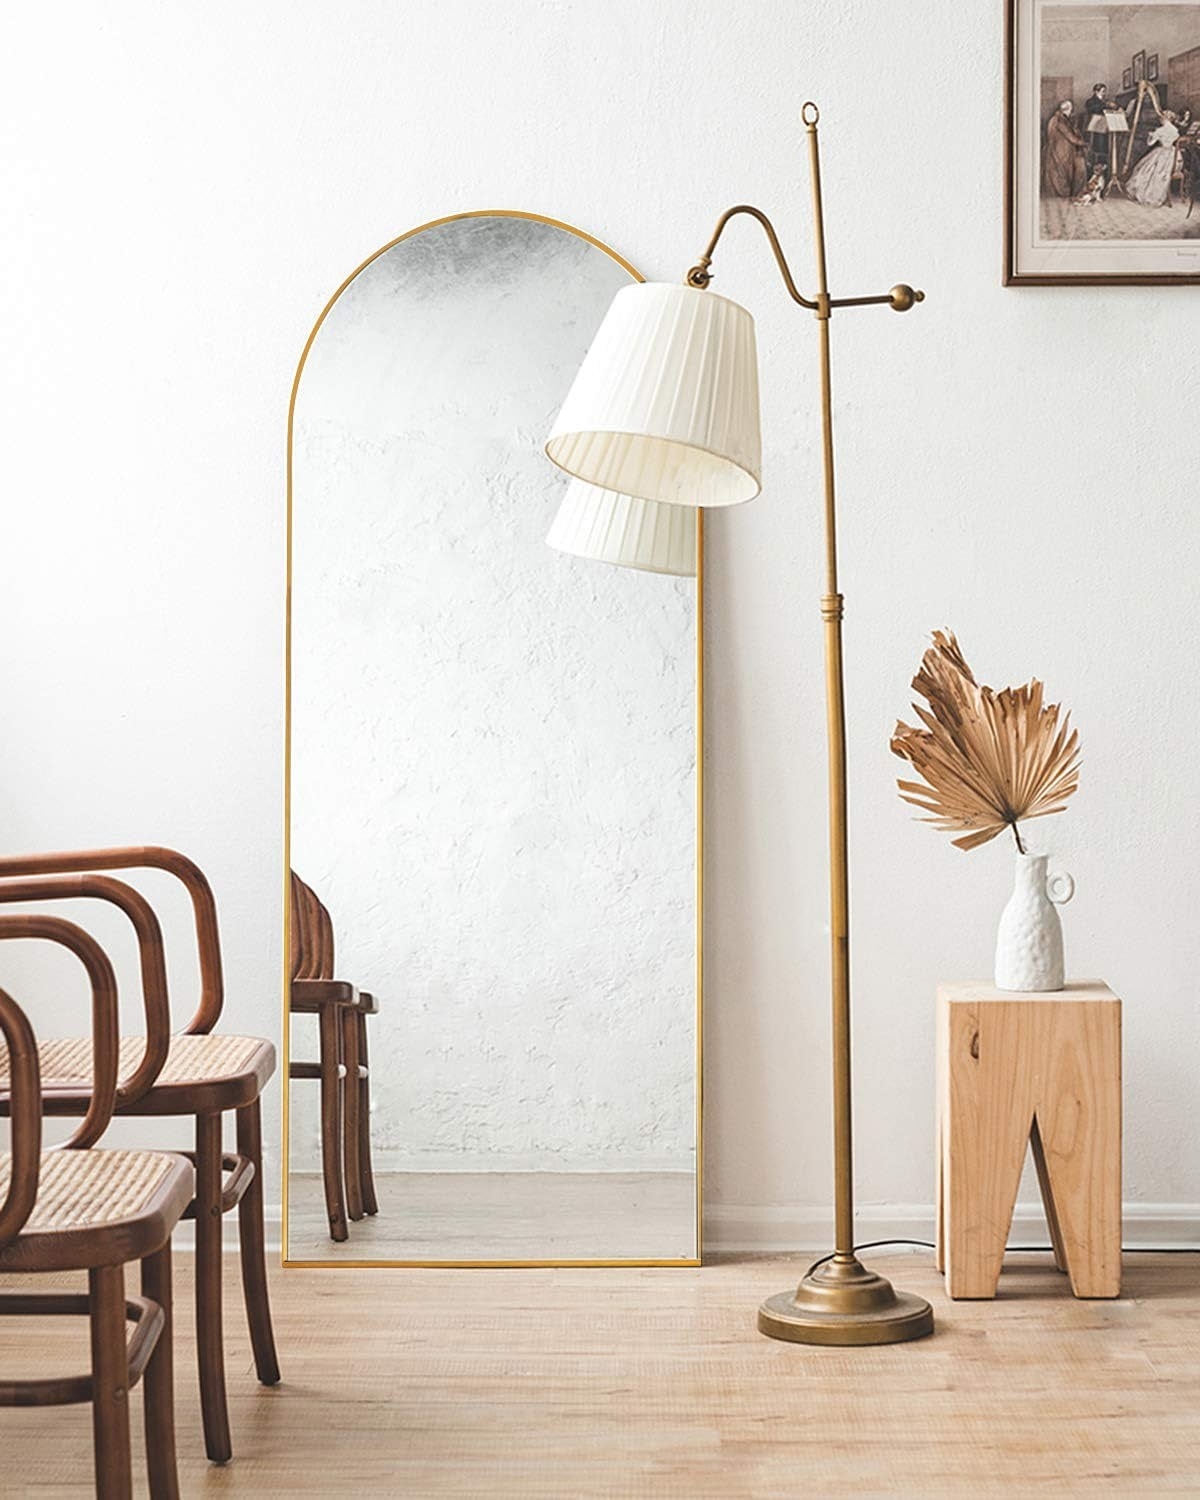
top-left (289, 872), bottom-right (335, 982)
top-left (0, 984), bottom-right (40, 1247)
top-left (0, 913), bottom-right (121, 1250)
top-left (0, 875), bottom-right (169, 1107)
top-left (0, 846), bottom-right (224, 1034)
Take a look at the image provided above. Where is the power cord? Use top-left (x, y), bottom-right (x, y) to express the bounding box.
top-left (800, 1238), bottom-right (1199, 1279)
top-left (801, 1239), bottom-right (935, 1278)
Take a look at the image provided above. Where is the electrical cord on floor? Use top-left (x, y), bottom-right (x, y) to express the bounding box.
top-left (800, 1238), bottom-right (1200, 1280)
top-left (801, 1239), bottom-right (935, 1279)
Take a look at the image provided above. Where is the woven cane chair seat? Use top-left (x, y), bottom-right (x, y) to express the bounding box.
top-left (0, 1034), bottom-right (276, 1114)
top-left (0, 1147), bottom-right (193, 1272)
top-left (0, 1033), bottom-right (269, 1086)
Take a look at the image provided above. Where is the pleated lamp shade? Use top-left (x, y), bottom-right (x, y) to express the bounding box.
top-left (546, 481), bottom-right (697, 577)
top-left (546, 282), bottom-right (761, 508)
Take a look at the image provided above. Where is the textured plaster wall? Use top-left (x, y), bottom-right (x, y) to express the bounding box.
top-left (3, 0), bottom-right (1198, 1238)
top-left (289, 217), bottom-right (697, 1173)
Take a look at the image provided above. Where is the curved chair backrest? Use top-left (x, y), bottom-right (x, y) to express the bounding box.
top-left (0, 913), bottom-right (120, 1154)
top-left (289, 872), bottom-right (334, 982)
top-left (0, 875), bottom-right (170, 1107)
top-left (0, 847), bottom-right (224, 1034)
top-left (0, 985), bottom-right (40, 1247)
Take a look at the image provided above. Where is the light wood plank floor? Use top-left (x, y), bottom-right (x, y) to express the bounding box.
top-left (286, 1169), bottom-right (697, 1261)
top-left (2, 1252), bottom-right (1198, 1496)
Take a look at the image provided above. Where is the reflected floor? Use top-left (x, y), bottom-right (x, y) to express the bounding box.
top-left (285, 1170), bottom-right (696, 1262)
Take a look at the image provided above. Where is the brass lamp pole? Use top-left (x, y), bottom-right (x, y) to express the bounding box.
top-left (687, 103), bottom-right (932, 1344)
top-left (546, 103), bottom-right (932, 1344)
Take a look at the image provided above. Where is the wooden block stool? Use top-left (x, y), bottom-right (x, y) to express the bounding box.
top-left (936, 979), bottom-right (1121, 1300)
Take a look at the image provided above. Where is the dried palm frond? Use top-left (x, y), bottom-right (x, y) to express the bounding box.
top-left (890, 631), bottom-right (1080, 852)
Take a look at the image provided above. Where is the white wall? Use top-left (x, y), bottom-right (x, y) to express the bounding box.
top-left (3, 0), bottom-right (1197, 1247)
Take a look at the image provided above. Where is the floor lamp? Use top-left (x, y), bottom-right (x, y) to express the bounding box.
top-left (544, 103), bottom-right (934, 1345)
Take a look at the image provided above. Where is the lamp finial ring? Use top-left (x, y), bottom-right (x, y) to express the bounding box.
top-left (801, 100), bottom-right (820, 127)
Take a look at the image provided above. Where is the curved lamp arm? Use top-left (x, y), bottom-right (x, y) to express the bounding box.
top-left (0, 914), bottom-right (119, 1150)
top-left (686, 203), bottom-right (820, 308)
top-left (0, 875), bottom-right (170, 1106)
top-left (684, 105), bottom-right (923, 318)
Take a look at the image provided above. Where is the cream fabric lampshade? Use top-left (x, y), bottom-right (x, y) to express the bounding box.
top-left (546, 282), bottom-right (761, 508)
top-left (547, 480), bottom-right (697, 577)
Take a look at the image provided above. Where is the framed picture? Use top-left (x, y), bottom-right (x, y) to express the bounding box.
top-left (1148, 52), bottom-right (1160, 80)
top-left (1005, 0), bottom-right (1200, 284)
top-left (1123, 66), bottom-right (1133, 89)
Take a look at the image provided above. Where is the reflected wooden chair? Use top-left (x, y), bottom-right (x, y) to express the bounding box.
top-left (0, 848), bottom-right (280, 1466)
top-left (0, 912), bottom-right (193, 1499)
top-left (288, 871), bottom-right (379, 1243)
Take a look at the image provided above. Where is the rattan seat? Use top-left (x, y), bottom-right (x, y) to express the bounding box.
top-left (0, 1148), bottom-right (193, 1273)
top-left (0, 1033), bottom-right (275, 1114)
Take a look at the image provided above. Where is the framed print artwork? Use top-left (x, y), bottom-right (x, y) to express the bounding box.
top-left (1006, 0), bottom-right (1200, 283)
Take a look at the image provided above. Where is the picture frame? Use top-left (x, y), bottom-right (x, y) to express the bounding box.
top-left (1005, 0), bottom-right (1200, 285)
top-left (1123, 66), bottom-right (1133, 90)
top-left (1148, 52), bottom-right (1160, 81)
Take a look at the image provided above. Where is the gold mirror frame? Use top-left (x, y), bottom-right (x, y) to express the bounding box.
top-left (282, 210), bottom-right (703, 1267)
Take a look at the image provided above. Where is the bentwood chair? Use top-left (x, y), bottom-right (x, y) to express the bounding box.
top-left (0, 912), bottom-right (193, 1499)
top-left (288, 871), bottom-right (379, 1243)
top-left (0, 847), bottom-right (280, 1465)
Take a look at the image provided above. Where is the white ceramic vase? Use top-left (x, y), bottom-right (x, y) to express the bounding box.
top-left (994, 851), bottom-right (1075, 992)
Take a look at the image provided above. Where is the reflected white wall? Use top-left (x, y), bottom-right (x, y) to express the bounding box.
top-left (291, 217), bottom-right (698, 1174)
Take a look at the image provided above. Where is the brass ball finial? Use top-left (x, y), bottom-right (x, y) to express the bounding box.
top-left (889, 284), bottom-right (924, 312)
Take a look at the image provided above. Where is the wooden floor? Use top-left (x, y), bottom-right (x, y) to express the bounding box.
top-left (3, 1252), bottom-right (1199, 1496)
top-left (286, 1169), bottom-right (697, 1261)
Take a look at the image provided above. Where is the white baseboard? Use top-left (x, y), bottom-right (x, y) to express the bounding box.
top-left (178, 1201), bottom-right (1198, 1261)
top-left (169, 1205), bottom-right (284, 1256)
top-left (702, 1202), bottom-right (1200, 1254)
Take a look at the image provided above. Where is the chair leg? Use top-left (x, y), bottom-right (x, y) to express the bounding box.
top-left (195, 1111), bottom-right (232, 1463)
top-left (236, 1096), bottom-right (282, 1385)
top-left (141, 1242), bottom-right (180, 1500)
top-left (357, 1011), bottom-right (379, 1217)
top-left (89, 1263), bottom-right (133, 1500)
top-left (319, 1002), bottom-right (348, 1241)
top-left (343, 1007), bottom-right (364, 1222)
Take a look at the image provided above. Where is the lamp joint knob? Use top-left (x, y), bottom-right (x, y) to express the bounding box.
top-left (889, 284), bottom-right (924, 312)
top-left (821, 593), bottom-right (844, 621)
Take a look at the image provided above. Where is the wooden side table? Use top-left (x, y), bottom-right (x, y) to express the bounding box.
top-left (936, 979), bottom-right (1121, 1300)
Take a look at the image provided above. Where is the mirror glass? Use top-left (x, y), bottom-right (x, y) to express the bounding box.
top-left (286, 213), bottom-right (699, 1263)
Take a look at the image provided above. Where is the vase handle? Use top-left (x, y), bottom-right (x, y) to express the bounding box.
top-left (1047, 870), bottom-right (1075, 905)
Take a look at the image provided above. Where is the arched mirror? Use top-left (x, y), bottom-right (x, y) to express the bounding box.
top-left (285, 212), bottom-right (700, 1265)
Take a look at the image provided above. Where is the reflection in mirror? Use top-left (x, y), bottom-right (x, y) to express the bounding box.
top-left (286, 213), bottom-right (699, 1264)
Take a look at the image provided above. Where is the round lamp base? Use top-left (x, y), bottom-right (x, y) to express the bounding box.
top-left (758, 1254), bottom-right (934, 1347)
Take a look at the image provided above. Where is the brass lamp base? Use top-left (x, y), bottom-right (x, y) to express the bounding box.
top-left (758, 1254), bottom-right (934, 1346)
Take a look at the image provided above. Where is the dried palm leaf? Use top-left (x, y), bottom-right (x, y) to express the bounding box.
top-left (891, 631), bottom-right (1080, 852)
